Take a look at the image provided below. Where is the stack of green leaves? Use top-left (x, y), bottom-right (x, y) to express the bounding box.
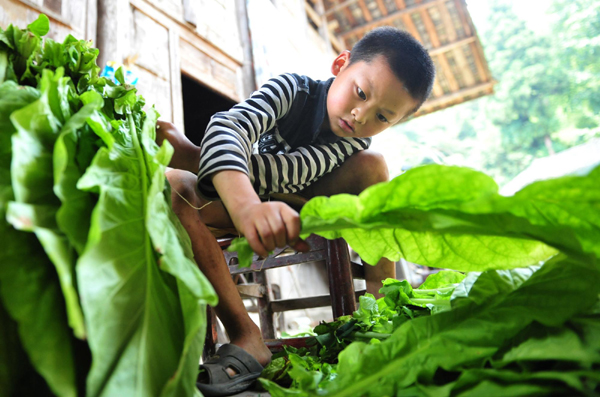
top-left (0, 15), bottom-right (216, 396)
top-left (249, 164), bottom-right (600, 395)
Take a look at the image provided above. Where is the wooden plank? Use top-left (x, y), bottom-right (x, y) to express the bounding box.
top-left (420, 81), bottom-right (495, 109)
top-left (375, 0), bottom-right (388, 16)
top-left (328, 27), bottom-right (345, 52)
top-left (470, 41), bottom-right (490, 82)
top-left (182, 0), bottom-right (197, 25)
top-left (236, 283), bottom-right (264, 298)
top-left (305, 1), bottom-right (323, 27)
top-left (235, 0), bottom-right (257, 98)
top-left (401, 14), bottom-right (422, 43)
top-left (420, 7), bottom-right (440, 47)
top-left (341, 0), bottom-right (443, 39)
top-left (133, 8), bottom-right (171, 80)
top-left (394, 0), bottom-right (406, 9)
top-left (270, 290), bottom-right (366, 312)
top-left (130, 0), bottom-right (243, 66)
top-left (85, 0), bottom-right (97, 43)
top-left (357, 0), bottom-right (373, 22)
top-left (324, 0), bottom-right (358, 16)
top-left (436, 53), bottom-right (459, 91)
top-left (452, 47), bottom-right (476, 86)
top-left (428, 36), bottom-right (475, 56)
top-left (179, 38), bottom-right (240, 102)
top-left (432, 79), bottom-right (444, 97)
top-left (438, 0), bottom-right (457, 42)
top-left (453, 0), bottom-right (471, 36)
top-left (169, 30), bottom-right (184, 126)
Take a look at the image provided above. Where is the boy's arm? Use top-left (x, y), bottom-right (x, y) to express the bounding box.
top-left (156, 120), bottom-right (200, 173)
top-left (197, 74), bottom-right (299, 200)
top-left (212, 170), bottom-right (309, 256)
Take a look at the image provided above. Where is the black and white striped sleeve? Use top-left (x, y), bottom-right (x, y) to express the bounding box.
top-left (197, 74), bottom-right (298, 199)
top-left (248, 137), bottom-right (371, 196)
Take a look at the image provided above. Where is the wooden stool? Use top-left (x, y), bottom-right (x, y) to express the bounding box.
top-left (203, 234), bottom-right (365, 358)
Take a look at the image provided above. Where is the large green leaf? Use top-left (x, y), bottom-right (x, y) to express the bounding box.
top-left (142, 108), bottom-right (217, 396)
top-left (77, 105), bottom-right (216, 396)
top-left (324, 255), bottom-right (600, 397)
top-left (299, 165), bottom-right (599, 269)
top-left (53, 90), bottom-right (103, 254)
top-left (0, 80), bottom-right (78, 397)
top-left (7, 68), bottom-right (85, 339)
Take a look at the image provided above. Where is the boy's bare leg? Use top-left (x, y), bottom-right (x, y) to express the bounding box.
top-left (300, 150), bottom-right (396, 298)
top-left (167, 169), bottom-right (272, 369)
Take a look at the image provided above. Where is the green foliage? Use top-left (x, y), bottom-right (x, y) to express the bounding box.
top-left (0, 15), bottom-right (216, 396)
top-left (246, 162), bottom-right (600, 396)
top-left (377, 0), bottom-right (600, 184)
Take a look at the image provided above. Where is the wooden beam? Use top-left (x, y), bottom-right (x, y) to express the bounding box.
top-left (436, 53), bottom-right (460, 91)
top-left (358, 0), bottom-right (373, 22)
top-left (236, 283), bottom-right (264, 298)
top-left (315, 0), bottom-right (336, 56)
top-left (395, 0), bottom-right (406, 9)
top-left (452, 48), bottom-right (476, 86)
top-left (169, 30), bottom-right (184, 126)
top-left (420, 7), bottom-right (440, 47)
top-left (420, 81), bottom-right (495, 109)
top-left (375, 0), bottom-right (388, 16)
top-left (325, 0), bottom-right (360, 16)
top-left (328, 28), bottom-right (345, 52)
top-left (305, 1), bottom-right (323, 27)
top-left (470, 41), bottom-right (489, 82)
top-left (402, 14), bottom-right (423, 43)
top-left (429, 36), bottom-right (474, 56)
top-left (270, 290), bottom-right (367, 312)
top-left (453, 0), bottom-right (471, 36)
top-left (438, 0), bottom-right (457, 42)
top-left (341, 0), bottom-right (443, 39)
top-left (432, 79), bottom-right (445, 97)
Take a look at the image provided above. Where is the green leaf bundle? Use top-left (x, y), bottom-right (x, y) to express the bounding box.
top-left (0, 15), bottom-right (216, 396)
top-left (253, 156), bottom-right (600, 395)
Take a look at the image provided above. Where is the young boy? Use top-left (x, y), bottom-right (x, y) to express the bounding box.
top-left (157, 27), bottom-right (435, 396)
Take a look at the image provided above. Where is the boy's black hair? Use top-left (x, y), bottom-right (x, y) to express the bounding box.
top-left (349, 26), bottom-right (436, 114)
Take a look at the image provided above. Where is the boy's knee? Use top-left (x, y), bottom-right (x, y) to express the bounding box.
top-left (166, 169), bottom-right (200, 210)
top-left (347, 150), bottom-right (389, 190)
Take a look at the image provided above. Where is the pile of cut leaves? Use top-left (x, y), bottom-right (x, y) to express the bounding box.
top-left (0, 15), bottom-right (217, 396)
top-left (232, 162), bottom-right (600, 395)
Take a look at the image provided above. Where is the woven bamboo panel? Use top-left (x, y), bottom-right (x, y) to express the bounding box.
top-left (320, 0), bottom-right (494, 117)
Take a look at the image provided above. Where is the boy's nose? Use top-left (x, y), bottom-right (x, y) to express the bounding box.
top-left (352, 108), bottom-right (365, 124)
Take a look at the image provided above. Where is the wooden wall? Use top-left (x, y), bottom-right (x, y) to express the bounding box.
top-left (1, 0), bottom-right (334, 132)
top-left (96, 0), bottom-right (245, 130)
top-left (0, 0), bottom-right (96, 43)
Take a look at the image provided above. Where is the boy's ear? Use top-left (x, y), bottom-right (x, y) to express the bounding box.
top-left (331, 50), bottom-right (351, 76)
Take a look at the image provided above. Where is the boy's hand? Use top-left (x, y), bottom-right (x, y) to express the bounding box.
top-left (212, 170), bottom-right (310, 257)
top-left (232, 202), bottom-right (310, 257)
top-left (156, 120), bottom-right (201, 174)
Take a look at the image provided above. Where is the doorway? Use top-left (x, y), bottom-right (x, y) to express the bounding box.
top-left (181, 73), bottom-right (237, 146)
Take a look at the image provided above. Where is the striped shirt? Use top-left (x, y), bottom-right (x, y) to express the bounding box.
top-left (197, 73), bottom-right (371, 200)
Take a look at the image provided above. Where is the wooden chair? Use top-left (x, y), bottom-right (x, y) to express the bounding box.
top-left (203, 234), bottom-right (366, 358)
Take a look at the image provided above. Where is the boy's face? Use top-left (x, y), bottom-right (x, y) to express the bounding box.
top-left (326, 51), bottom-right (418, 139)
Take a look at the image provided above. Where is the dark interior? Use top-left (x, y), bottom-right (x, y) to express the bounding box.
top-left (181, 73), bottom-right (237, 146)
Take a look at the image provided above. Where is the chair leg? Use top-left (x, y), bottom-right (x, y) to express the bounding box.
top-left (255, 271), bottom-right (275, 340)
top-left (326, 238), bottom-right (357, 319)
top-left (203, 306), bottom-right (218, 361)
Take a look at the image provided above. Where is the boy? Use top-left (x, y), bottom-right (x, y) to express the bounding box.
top-left (157, 27), bottom-right (435, 396)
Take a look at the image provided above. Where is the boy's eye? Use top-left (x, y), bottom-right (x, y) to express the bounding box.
top-left (357, 87), bottom-right (366, 100)
top-left (377, 114), bottom-right (389, 123)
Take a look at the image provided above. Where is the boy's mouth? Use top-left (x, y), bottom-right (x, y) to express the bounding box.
top-left (339, 118), bottom-right (355, 134)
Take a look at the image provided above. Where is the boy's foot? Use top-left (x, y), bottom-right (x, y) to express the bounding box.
top-left (197, 343), bottom-right (269, 397)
